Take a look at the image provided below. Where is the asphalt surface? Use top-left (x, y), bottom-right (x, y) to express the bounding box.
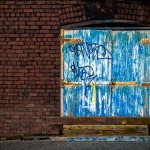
top-left (0, 140), bottom-right (150, 150)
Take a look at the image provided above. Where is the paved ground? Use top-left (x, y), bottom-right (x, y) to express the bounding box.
top-left (0, 140), bottom-right (150, 150)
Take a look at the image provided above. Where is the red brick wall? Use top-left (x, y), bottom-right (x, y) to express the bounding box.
top-left (0, 0), bottom-right (150, 137)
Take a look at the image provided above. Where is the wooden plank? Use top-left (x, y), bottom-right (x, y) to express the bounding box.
top-left (48, 117), bottom-right (150, 125)
top-left (63, 125), bottom-right (148, 136)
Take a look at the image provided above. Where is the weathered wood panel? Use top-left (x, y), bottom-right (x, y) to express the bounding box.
top-left (48, 117), bottom-right (150, 125)
top-left (63, 125), bottom-right (148, 136)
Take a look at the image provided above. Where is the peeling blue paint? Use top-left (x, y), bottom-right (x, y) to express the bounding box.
top-left (51, 136), bottom-right (150, 142)
top-left (62, 29), bottom-right (150, 117)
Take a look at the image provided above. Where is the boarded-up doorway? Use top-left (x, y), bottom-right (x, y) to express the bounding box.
top-left (61, 28), bottom-right (150, 118)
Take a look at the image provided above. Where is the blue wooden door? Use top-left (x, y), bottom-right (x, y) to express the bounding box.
top-left (61, 29), bottom-right (150, 117)
top-left (112, 30), bottom-right (150, 117)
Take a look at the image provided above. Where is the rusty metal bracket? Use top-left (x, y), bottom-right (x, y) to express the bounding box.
top-left (61, 36), bottom-right (82, 44)
top-left (61, 81), bottom-right (82, 87)
top-left (111, 82), bottom-right (137, 86)
top-left (142, 83), bottom-right (150, 87)
top-left (141, 38), bottom-right (150, 44)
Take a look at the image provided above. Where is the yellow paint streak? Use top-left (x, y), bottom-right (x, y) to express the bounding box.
top-left (92, 82), bottom-right (96, 104)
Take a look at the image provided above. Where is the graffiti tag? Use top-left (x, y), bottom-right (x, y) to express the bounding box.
top-left (67, 42), bottom-right (112, 60)
top-left (67, 62), bottom-right (97, 82)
